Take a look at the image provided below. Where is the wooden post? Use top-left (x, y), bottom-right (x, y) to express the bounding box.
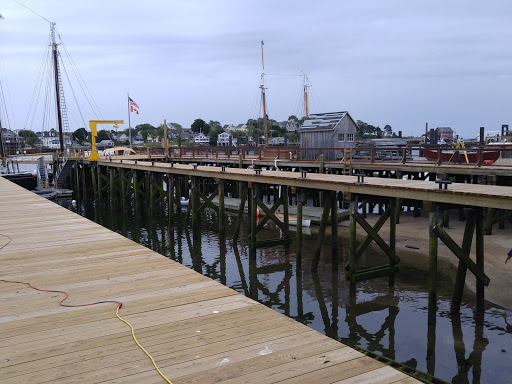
top-left (145, 171), bottom-right (151, 204)
top-left (97, 165), bottom-right (102, 197)
top-left (331, 191), bottom-right (338, 270)
top-left (389, 197), bottom-right (397, 286)
top-left (282, 186), bottom-right (289, 239)
top-left (109, 167), bottom-right (114, 205)
top-left (348, 195), bottom-right (357, 281)
top-left (218, 179), bottom-right (225, 237)
top-left (133, 170), bottom-right (140, 212)
top-left (249, 183), bottom-right (258, 250)
top-left (120, 168), bottom-right (126, 206)
top-left (296, 189), bottom-right (303, 268)
top-left (311, 191), bottom-right (332, 272)
top-left (175, 176), bottom-right (182, 209)
top-left (451, 209), bottom-right (476, 313)
top-left (81, 164), bottom-right (87, 198)
top-left (485, 175), bottom-right (497, 235)
top-left (191, 177), bottom-right (200, 236)
top-left (428, 202), bottom-right (438, 325)
top-left (168, 174), bottom-right (174, 225)
top-left (233, 183), bottom-right (247, 241)
top-left (318, 154), bottom-right (324, 206)
top-left (476, 207), bottom-right (485, 312)
top-left (91, 165), bottom-right (97, 198)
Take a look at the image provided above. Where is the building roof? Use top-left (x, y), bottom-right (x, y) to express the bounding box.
top-left (298, 111), bottom-right (358, 132)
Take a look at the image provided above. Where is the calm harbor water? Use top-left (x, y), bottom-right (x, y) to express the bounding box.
top-left (58, 196), bottom-right (512, 384)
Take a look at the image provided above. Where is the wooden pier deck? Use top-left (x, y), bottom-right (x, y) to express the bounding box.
top-left (97, 159), bottom-right (512, 210)
top-left (0, 177), bottom-right (418, 383)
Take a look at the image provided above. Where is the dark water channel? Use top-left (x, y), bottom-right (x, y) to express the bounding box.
top-left (57, 196), bottom-right (512, 384)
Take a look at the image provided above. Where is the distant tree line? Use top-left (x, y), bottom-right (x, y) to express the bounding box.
top-left (357, 121), bottom-right (395, 139)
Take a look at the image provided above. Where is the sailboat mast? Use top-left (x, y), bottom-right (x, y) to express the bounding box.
top-left (303, 73), bottom-right (309, 119)
top-left (0, 116), bottom-right (5, 161)
top-left (51, 22), bottom-right (64, 153)
top-left (260, 40), bottom-right (268, 148)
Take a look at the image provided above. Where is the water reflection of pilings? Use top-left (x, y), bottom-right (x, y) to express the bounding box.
top-left (450, 308), bottom-right (488, 384)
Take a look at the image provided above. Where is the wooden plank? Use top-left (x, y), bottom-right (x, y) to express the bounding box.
top-left (0, 177), bottom-right (417, 384)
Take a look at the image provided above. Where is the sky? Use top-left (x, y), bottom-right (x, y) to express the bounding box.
top-left (1, 0), bottom-right (512, 139)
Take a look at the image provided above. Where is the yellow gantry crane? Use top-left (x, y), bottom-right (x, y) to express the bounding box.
top-left (88, 120), bottom-right (123, 160)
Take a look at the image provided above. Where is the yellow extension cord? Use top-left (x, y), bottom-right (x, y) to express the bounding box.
top-left (115, 305), bottom-right (173, 384)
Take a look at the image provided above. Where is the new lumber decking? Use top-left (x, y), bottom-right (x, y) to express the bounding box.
top-left (0, 177), bottom-right (416, 384)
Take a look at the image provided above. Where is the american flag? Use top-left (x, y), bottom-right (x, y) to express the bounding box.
top-left (129, 97), bottom-right (139, 114)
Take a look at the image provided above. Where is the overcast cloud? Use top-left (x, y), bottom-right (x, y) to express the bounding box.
top-left (1, 0), bottom-right (512, 138)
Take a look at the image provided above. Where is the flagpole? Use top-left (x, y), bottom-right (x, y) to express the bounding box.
top-left (128, 92), bottom-right (132, 148)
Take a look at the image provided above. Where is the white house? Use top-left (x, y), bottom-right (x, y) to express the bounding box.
top-left (39, 132), bottom-right (72, 149)
top-left (217, 132), bottom-right (232, 146)
top-left (194, 133), bottom-right (209, 145)
top-left (97, 139), bottom-right (115, 149)
top-left (269, 137), bottom-right (285, 146)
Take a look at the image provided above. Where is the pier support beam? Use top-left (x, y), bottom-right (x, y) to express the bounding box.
top-left (168, 174), bottom-right (175, 225)
top-left (218, 179), bottom-right (225, 238)
top-left (451, 209), bottom-right (476, 313)
top-left (427, 201), bottom-right (438, 325)
top-left (296, 188), bottom-right (303, 268)
top-left (311, 190), bottom-right (332, 272)
top-left (233, 183), bottom-right (247, 241)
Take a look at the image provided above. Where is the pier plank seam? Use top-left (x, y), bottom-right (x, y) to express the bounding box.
top-left (0, 177), bottom-right (419, 384)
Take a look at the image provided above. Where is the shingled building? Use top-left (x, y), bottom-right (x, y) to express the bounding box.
top-left (298, 111), bottom-right (359, 160)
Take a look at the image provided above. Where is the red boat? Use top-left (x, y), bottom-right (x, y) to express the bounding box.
top-left (421, 148), bottom-right (501, 163)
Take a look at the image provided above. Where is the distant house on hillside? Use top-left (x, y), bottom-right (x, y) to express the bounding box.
top-left (97, 139), bottom-right (115, 149)
top-left (217, 132), bottom-right (232, 146)
top-left (39, 131), bottom-right (72, 149)
top-left (298, 111), bottom-right (359, 160)
top-left (194, 133), bottom-right (209, 145)
top-left (286, 120), bottom-right (298, 132)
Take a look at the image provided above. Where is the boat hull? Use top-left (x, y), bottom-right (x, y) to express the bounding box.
top-left (422, 149), bottom-right (500, 163)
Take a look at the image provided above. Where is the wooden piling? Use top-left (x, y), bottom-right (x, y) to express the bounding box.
top-left (348, 195), bottom-right (357, 281)
top-left (296, 189), bottom-right (303, 268)
top-left (133, 170), bottom-right (140, 211)
top-left (150, 172), bottom-right (156, 215)
top-left (233, 183), bottom-right (247, 241)
top-left (451, 209), bottom-right (476, 313)
top-left (282, 185), bottom-right (290, 239)
top-left (311, 191), bottom-right (332, 272)
top-left (249, 183), bottom-right (258, 250)
top-left (427, 202), bottom-right (438, 325)
top-left (120, 168), bottom-right (126, 206)
top-left (319, 154), bottom-right (324, 206)
top-left (485, 175), bottom-right (497, 235)
top-left (91, 165), bottom-right (97, 198)
top-left (109, 167), bottom-right (114, 204)
top-left (168, 174), bottom-right (174, 225)
top-left (218, 179), bottom-right (225, 237)
top-left (191, 177), bottom-right (200, 235)
top-left (476, 207), bottom-right (485, 312)
top-left (389, 197), bottom-right (397, 286)
top-left (331, 191), bottom-right (338, 270)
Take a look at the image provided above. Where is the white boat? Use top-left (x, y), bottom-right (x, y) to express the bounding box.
top-left (179, 197), bottom-right (189, 207)
top-left (277, 213), bottom-right (311, 227)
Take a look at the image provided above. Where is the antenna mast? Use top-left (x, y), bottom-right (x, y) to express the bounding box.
top-left (260, 40), bottom-right (268, 148)
top-left (51, 22), bottom-right (65, 153)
